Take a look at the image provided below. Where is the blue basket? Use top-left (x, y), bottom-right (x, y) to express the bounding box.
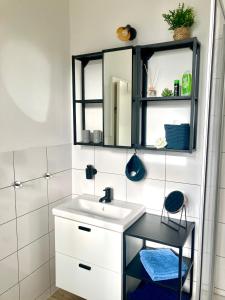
top-left (164, 124), bottom-right (190, 150)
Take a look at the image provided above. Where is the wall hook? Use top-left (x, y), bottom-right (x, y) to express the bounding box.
top-left (86, 165), bottom-right (97, 179)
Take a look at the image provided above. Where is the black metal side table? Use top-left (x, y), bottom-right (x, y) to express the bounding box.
top-left (123, 213), bottom-right (195, 300)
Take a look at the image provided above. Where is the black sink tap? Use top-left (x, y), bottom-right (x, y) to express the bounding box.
top-left (99, 187), bottom-right (113, 203)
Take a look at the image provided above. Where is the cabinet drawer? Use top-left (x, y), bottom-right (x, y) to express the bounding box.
top-left (55, 216), bottom-right (122, 273)
top-left (56, 252), bottom-right (122, 300)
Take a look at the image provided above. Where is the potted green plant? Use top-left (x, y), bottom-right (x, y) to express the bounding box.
top-left (162, 3), bottom-right (195, 41)
top-left (162, 88), bottom-right (173, 97)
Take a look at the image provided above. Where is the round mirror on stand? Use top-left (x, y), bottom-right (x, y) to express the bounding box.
top-left (161, 190), bottom-right (188, 230)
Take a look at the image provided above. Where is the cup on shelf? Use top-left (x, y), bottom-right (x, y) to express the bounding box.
top-left (82, 130), bottom-right (91, 143)
top-left (93, 130), bottom-right (102, 144)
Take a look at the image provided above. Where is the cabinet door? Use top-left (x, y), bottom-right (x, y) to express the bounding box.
top-left (56, 252), bottom-right (122, 300)
top-left (55, 217), bottom-right (122, 273)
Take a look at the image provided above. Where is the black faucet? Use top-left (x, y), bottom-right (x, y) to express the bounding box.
top-left (99, 187), bottom-right (113, 203)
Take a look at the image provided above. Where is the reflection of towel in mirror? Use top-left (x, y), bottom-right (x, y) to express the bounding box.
top-left (140, 248), bottom-right (188, 281)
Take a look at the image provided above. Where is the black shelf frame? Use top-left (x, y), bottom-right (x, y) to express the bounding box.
top-left (72, 52), bottom-right (103, 145)
top-left (141, 96), bottom-right (193, 102)
top-left (135, 37), bottom-right (200, 153)
top-left (72, 38), bottom-right (200, 153)
top-left (123, 213), bottom-right (195, 300)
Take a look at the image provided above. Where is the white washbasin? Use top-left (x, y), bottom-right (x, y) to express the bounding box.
top-left (52, 194), bottom-right (145, 232)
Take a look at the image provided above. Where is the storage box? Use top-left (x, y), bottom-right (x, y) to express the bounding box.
top-left (164, 124), bottom-right (190, 150)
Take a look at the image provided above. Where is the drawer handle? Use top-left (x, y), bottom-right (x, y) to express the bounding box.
top-left (78, 226), bottom-right (91, 232)
top-left (79, 263), bottom-right (91, 271)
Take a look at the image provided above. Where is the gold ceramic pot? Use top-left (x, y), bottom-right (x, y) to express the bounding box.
top-left (173, 27), bottom-right (191, 41)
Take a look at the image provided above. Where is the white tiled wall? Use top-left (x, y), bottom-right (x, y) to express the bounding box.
top-left (0, 144), bottom-right (72, 300)
top-left (215, 138), bottom-right (225, 297)
top-left (213, 2), bottom-right (225, 298)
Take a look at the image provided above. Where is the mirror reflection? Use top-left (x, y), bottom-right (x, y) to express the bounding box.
top-left (103, 49), bottom-right (132, 147)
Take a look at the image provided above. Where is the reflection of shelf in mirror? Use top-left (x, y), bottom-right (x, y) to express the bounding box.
top-left (139, 145), bottom-right (192, 153)
top-left (75, 99), bottom-right (103, 104)
top-left (140, 96), bottom-right (192, 102)
top-left (76, 142), bottom-right (103, 147)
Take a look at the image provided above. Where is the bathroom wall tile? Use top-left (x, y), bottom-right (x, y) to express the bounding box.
top-left (19, 262), bottom-right (50, 300)
top-left (47, 144), bottom-right (72, 174)
top-left (49, 197), bottom-right (70, 232)
top-left (214, 292), bottom-right (225, 299)
top-left (210, 78), bottom-right (223, 117)
top-left (0, 253), bottom-right (18, 295)
top-left (127, 150), bottom-right (166, 180)
top-left (216, 223), bottom-right (225, 258)
top-left (0, 220), bottom-right (17, 260)
top-left (17, 206), bottom-right (48, 249)
top-left (127, 179), bottom-right (165, 210)
top-left (0, 187), bottom-right (16, 225)
top-left (218, 189), bottom-right (225, 224)
top-left (215, 256), bottom-right (225, 291)
top-left (48, 170), bottom-right (72, 203)
top-left (18, 234), bottom-right (50, 281)
top-left (222, 119), bottom-right (225, 152)
top-left (213, 37), bottom-right (224, 80)
top-left (165, 181), bottom-right (201, 219)
top-left (220, 154), bottom-right (225, 188)
top-left (215, 4), bottom-right (224, 39)
top-left (184, 217), bottom-right (199, 251)
top-left (16, 178), bottom-right (48, 217)
top-left (95, 148), bottom-right (127, 175)
top-left (72, 169), bottom-right (94, 195)
top-left (0, 284), bottom-right (19, 300)
top-left (0, 152), bottom-right (14, 189)
top-left (72, 145), bottom-right (94, 169)
top-left (95, 173), bottom-right (126, 201)
top-left (36, 288), bottom-right (51, 300)
top-left (50, 257), bottom-right (55, 286)
top-left (50, 231), bottom-right (55, 258)
top-left (166, 152), bottom-right (202, 185)
top-left (14, 147), bottom-right (47, 182)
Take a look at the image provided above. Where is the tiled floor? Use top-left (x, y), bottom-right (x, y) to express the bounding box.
top-left (48, 289), bottom-right (84, 300)
top-left (49, 289), bottom-right (225, 300)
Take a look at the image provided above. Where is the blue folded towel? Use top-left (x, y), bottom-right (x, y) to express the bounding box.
top-left (140, 248), bottom-right (188, 281)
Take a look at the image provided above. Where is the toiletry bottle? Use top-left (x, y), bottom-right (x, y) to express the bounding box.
top-left (174, 80), bottom-right (180, 96)
top-left (182, 71), bottom-right (192, 96)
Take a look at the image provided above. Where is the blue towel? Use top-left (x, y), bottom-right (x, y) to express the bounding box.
top-left (140, 249), bottom-right (187, 281)
top-left (128, 282), bottom-right (190, 300)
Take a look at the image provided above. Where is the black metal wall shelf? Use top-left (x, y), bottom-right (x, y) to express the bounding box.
top-left (76, 142), bottom-right (103, 146)
top-left (72, 38), bottom-right (200, 153)
top-left (135, 37), bottom-right (200, 153)
top-left (141, 96), bottom-right (192, 102)
top-left (123, 213), bottom-right (195, 300)
top-left (75, 99), bottom-right (103, 104)
top-left (137, 146), bottom-right (191, 153)
top-left (72, 52), bottom-right (103, 145)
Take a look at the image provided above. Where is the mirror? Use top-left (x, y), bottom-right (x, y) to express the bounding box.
top-left (103, 49), bottom-right (132, 147)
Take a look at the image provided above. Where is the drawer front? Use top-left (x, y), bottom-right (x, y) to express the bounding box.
top-left (55, 217), bottom-right (122, 273)
top-left (56, 252), bottom-right (122, 300)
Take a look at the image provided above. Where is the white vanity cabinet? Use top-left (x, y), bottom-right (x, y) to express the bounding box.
top-left (55, 216), bottom-right (123, 300)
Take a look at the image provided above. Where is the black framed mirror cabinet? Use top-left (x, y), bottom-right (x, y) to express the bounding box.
top-left (72, 38), bottom-right (200, 153)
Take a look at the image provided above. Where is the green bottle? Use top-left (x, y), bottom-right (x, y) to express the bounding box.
top-left (182, 71), bottom-right (192, 96)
